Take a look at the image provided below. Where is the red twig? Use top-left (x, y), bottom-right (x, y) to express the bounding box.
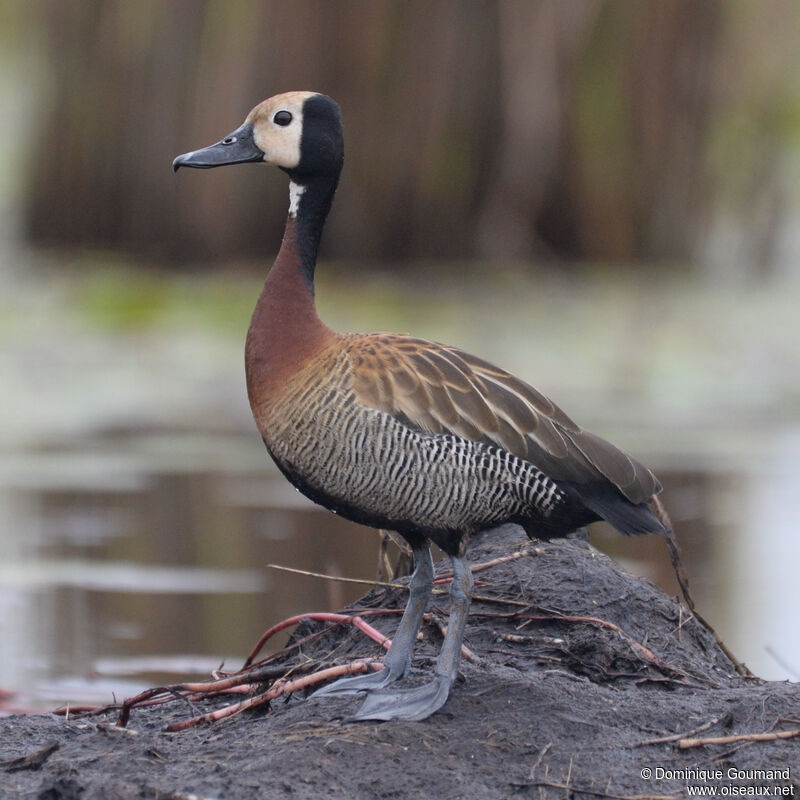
top-left (435, 548), bottom-right (534, 581)
top-left (114, 669), bottom-right (279, 726)
top-left (524, 612), bottom-right (662, 664)
top-left (165, 660), bottom-right (384, 732)
top-left (52, 612), bottom-right (398, 723)
top-left (427, 615), bottom-right (481, 664)
top-left (243, 612), bottom-right (391, 668)
top-left (243, 614), bottom-right (397, 671)
top-left (472, 608), bottom-right (695, 682)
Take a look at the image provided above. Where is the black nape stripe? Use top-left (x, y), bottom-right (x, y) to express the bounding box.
top-left (283, 94), bottom-right (344, 289)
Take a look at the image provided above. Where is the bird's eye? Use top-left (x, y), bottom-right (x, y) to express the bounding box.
top-left (274, 110), bottom-right (293, 126)
top-left (222, 136), bottom-right (237, 145)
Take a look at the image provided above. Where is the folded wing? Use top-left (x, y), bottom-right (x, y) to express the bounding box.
top-left (347, 333), bottom-right (661, 507)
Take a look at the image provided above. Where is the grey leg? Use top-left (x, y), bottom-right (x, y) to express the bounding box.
top-left (352, 553), bottom-right (474, 721)
top-left (432, 554), bottom-right (474, 683)
top-left (313, 545), bottom-right (434, 697)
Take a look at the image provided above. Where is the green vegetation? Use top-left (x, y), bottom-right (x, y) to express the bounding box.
top-left (64, 262), bottom-right (259, 334)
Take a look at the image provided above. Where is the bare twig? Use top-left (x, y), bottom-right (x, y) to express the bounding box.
top-left (634, 712), bottom-right (729, 746)
top-left (661, 522), bottom-right (752, 677)
top-left (435, 546), bottom-right (541, 580)
top-left (3, 743), bottom-right (59, 773)
top-left (472, 608), bottom-right (696, 683)
top-left (165, 660), bottom-right (383, 732)
top-left (111, 613), bottom-right (394, 726)
top-left (243, 611), bottom-right (392, 668)
top-left (426, 614), bottom-right (481, 664)
top-left (268, 549), bottom-right (536, 592)
top-left (678, 729), bottom-right (800, 749)
top-left (528, 741), bottom-right (551, 778)
top-left (266, 563), bottom-right (405, 590)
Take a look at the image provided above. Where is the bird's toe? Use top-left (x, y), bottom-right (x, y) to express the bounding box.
top-left (312, 665), bottom-right (401, 698)
top-left (350, 674), bottom-right (451, 722)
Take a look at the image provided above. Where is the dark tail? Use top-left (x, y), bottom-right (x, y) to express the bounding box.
top-left (567, 481), bottom-right (666, 536)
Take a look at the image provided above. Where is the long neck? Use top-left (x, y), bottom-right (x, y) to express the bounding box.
top-left (245, 173), bottom-right (339, 415)
top-left (286, 172), bottom-right (339, 288)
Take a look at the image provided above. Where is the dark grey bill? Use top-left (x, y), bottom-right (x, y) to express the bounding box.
top-left (173, 123), bottom-right (263, 171)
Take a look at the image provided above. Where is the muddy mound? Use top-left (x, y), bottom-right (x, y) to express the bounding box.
top-left (2, 525), bottom-right (798, 799)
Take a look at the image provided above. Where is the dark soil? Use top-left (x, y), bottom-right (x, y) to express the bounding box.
top-left (2, 525), bottom-right (798, 799)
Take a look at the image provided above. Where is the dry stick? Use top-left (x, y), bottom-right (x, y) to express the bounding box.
top-left (248, 555), bottom-right (526, 668)
top-left (476, 606), bottom-right (706, 685)
top-left (264, 563), bottom-right (445, 591)
top-left (244, 616), bottom-right (394, 671)
top-left (56, 696), bottom-right (165, 720)
top-left (262, 564), bottom-right (478, 604)
top-left (499, 632), bottom-right (536, 644)
top-left (116, 614), bottom-right (393, 726)
top-left (53, 704), bottom-right (106, 716)
top-left (427, 615), bottom-right (481, 664)
top-left (259, 578), bottom-right (524, 612)
top-left (634, 712), bottom-right (728, 747)
top-left (266, 564), bottom-right (405, 590)
top-left (247, 604), bottom-right (454, 671)
top-left (659, 512), bottom-right (752, 677)
top-left (471, 593), bottom-right (530, 607)
top-left (116, 665), bottom-right (322, 726)
top-left (480, 609), bottom-right (672, 676)
top-left (433, 547), bottom-right (539, 579)
top-left (246, 607), bottom-right (477, 670)
top-left (117, 682), bottom-right (230, 726)
top-left (117, 687), bottom-right (182, 726)
top-left (165, 660), bottom-right (384, 732)
top-left (266, 552), bottom-right (526, 592)
top-left (70, 664), bottom-right (294, 724)
top-left (678, 729), bottom-right (800, 749)
top-left (119, 659), bottom-right (376, 729)
top-left (70, 672), bottom-right (268, 723)
top-left (243, 612), bottom-right (391, 668)
top-left (528, 741), bottom-right (552, 778)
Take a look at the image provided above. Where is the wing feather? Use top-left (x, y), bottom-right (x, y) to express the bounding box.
top-left (424, 383), bottom-right (461, 427)
top-left (346, 334), bottom-right (661, 504)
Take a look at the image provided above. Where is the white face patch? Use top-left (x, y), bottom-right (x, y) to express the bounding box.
top-left (246, 91), bottom-right (319, 170)
top-left (288, 181), bottom-right (306, 218)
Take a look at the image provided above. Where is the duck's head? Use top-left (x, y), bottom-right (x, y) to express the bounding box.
top-left (173, 91), bottom-right (343, 184)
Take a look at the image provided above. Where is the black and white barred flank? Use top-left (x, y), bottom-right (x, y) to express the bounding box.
top-left (263, 374), bottom-right (592, 554)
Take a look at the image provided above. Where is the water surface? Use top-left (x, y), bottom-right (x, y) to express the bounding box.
top-left (1, 267), bottom-right (798, 710)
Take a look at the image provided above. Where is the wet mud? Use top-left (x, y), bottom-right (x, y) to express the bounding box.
top-left (2, 526), bottom-right (798, 799)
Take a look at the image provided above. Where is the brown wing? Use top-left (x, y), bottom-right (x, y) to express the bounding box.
top-left (347, 333), bottom-right (661, 505)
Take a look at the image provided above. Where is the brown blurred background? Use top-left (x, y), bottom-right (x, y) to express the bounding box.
top-left (15, 0), bottom-right (800, 270)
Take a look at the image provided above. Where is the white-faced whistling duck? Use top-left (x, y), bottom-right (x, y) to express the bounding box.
top-left (173, 91), bottom-right (669, 722)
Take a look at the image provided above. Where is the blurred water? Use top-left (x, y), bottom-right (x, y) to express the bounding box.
top-left (0, 424), bottom-right (798, 713)
top-left (0, 434), bottom-right (383, 711)
top-left (1, 262), bottom-right (799, 711)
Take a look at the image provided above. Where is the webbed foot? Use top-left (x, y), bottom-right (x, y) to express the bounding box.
top-left (312, 664), bottom-right (400, 697)
top-left (350, 674), bottom-right (451, 722)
